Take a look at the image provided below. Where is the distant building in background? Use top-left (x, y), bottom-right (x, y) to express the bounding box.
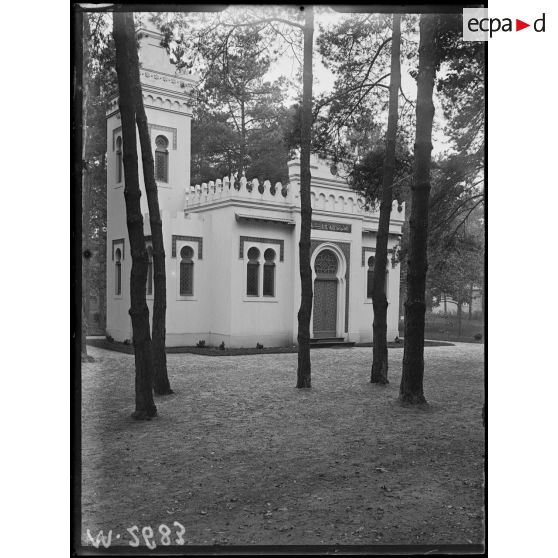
top-left (431, 289), bottom-right (483, 316)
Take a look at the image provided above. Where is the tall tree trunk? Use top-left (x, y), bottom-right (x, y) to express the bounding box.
top-left (113, 11), bottom-right (157, 420)
top-left (129, 21), bottom-right (173, 396)
top-left (371, 14), bottom-right (401, 385)
top-left (399, 14), bottom-right (438, 405)
top-left (443, 292), bottom-right (447, 314)
top-left (457, 299), bottom-right (463, 337)
top-left (83, 171), bottom-right (92, 331)
top-left (468, 283), bottom-right (473, 320)
top-left (81, 11), bottom-right (91, 359)
top-left (296, 6), bottom-right (314, 389)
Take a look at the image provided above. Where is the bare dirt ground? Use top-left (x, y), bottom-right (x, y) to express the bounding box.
top-left (80, 344), bottom-right (485, 548)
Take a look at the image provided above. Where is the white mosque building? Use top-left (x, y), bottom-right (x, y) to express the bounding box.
top-left (105, 21), bottom-right (404, 348)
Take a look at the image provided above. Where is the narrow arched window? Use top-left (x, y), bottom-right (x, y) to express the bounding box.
top-left (146, 246), bottom-right (153, 296)
top-left (115, 248), bottom-right (122, 296)
top-left (263, 248), bottom-right (276, 297)
top-left (385, 269), bottom-right (389, 299)
top-left (179, 245), bottom-right (194, 296)
top-left (366, 255), bottom-right (375, 299)
top-left (116, 136), bottom-right (123, 183)
top-left (246, 247), bottom-right (260, 296)
top-left (155, 135), bottom-right (169, 183)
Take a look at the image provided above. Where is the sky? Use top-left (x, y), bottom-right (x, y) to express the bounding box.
top-left (148, 6), bottom-right (454, 158)
top-left (215, 6), bottom-right (451, 157)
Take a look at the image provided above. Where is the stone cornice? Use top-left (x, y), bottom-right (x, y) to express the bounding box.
top-left (185, 198), bottom-right (296, 215)
top-left (140, 68), bottom-right (197, 97)
top-left (106, 91), bottom-right (194, 118)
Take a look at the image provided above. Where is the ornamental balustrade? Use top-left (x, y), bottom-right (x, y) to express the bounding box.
top-left (184, 174), bottom-right (404, 218)
top-left (184, 175), bottom-right (295, 208)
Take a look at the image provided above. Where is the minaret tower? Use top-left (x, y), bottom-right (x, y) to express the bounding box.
top-left (105, 14), bottom-right (197, 340)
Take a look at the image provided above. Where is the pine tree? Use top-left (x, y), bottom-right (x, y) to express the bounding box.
top-left (113, 11), bottom-right (157, 419)
top-left (370, 14), bottom-right (401, 385)
top-left (399, 14), bottom-right (440, 405)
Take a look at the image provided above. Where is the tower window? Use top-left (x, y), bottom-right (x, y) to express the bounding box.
top-left (179, 245), bottom-right (194, 296)
top-left (115, 248), bottom-right (122, 296)
top-left (263, 248), bottom-right (276, 297)
top-left (116, 136), bottom-right (123, 183)
top-left (155, 135), bottom-right (169, 183)
top-left (147, 246), bottom-right (153, 296)
top-left (246, 247), bottom-right (260, 296)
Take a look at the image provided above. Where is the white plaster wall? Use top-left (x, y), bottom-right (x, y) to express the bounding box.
top-left (228, 215), bottom-right (296, 348)
top-left (357, 232), bottom-right (402, 344)
top-left (206, 206), bottom-right (235, 345)
top-left (106, 112), bottom-right (132, 341)
top-left (159, 213), bottom-right (209, 346)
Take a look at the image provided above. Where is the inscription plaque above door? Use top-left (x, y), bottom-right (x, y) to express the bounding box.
top-left (311, 220), bottom-right (351, 233)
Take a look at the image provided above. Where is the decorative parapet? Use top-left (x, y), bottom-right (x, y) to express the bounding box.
top-left (184, 172), bottom-right (405, 220)
top-left (184, 156), bottom-right (405, 222)
top-left (184, 176), bottom-right (294, 209)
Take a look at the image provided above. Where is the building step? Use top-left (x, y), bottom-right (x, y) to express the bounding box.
top-left (310, 337), bottom-right (355, 349)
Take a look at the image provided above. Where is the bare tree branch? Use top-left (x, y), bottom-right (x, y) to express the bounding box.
top-left (223, 17), bottom-right (304, 31)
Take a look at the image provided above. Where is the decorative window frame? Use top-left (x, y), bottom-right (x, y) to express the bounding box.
top-left (112, 239), bottom-right (125, 300)
top-left (154, 134), bottom-right (170, 184)
top-left (148, 124), bottom-right (177, 150)
top-left (115, 135), bottom-right (123, 185)
top-left (171, 235), bottom-right (203, 259)
top-left (175, 240), bottom-right (198, 301)
top-left (241, 240), bottom-right (280, 303)
top-left (112, 239), bottom-right (125, 261)
top-left (152, 131), bottom-right (172, 188)
top-left (112, 130), bottom-right (124, 189)
top-left (239, 236), bottom-right (284, 262)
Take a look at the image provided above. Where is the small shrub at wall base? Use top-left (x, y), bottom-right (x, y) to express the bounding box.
top-left (196, 340), bottom-right (206, 348)
top-left (219, 341), bottom-right (226, 351)
top-left (256, 343), bottom-right (264, 349)
top-left (123, 339), bottom-right (131, 345)
top-left (106, 334), bottom-right (114, 343)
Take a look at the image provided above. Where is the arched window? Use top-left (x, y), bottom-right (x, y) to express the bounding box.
top-left (315, 249), bottom-right (338, 275)
top-left (155, 135), bottom-right (169, 183)
top-left (246, 247), bottom-right (260, 296)
top-left (146, 246), bottom-right (153, 296)
top-left (179, 246), bottom-right (194, 296)
top-left (366, 255), bottom-right (375, 299)
top-left (115, 248), bottom-right (122, 296)
top-left (384, 269), bottom-right (389, 299)
top-left (263, 248), bottom-right (276, 297)
top-left (116, 136), bottom-right (123, 183)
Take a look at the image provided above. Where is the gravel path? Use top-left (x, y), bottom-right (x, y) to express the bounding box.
top-left (81, 343), bottom-right (485, 548)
